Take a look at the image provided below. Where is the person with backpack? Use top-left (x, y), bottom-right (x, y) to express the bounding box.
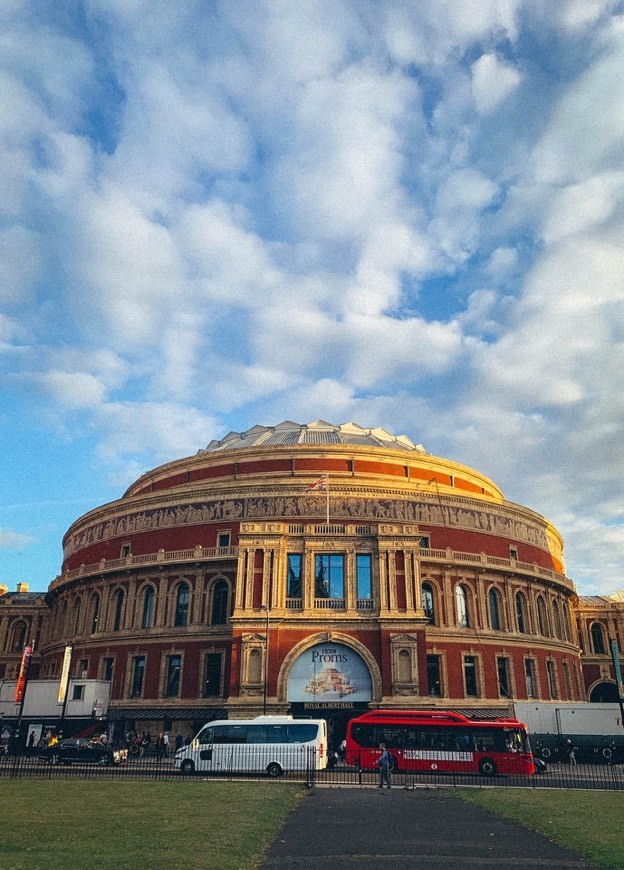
top-left (376, 742), bottom-right (392, 788)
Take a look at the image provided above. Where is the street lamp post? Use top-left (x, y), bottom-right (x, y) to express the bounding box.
top-left (261, 605), bottom-right (270, 715)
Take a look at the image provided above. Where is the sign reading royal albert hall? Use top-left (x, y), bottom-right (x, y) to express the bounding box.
top-left (287, 643), bottom-right (372, 703)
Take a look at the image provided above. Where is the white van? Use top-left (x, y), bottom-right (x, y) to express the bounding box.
top-left (174, 715), bottom-right (327, 777)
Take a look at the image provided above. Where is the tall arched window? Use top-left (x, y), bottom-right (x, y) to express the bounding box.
top-left (591, 622), bottom-right (606, 655)
top-left (515, 592), bottom-right (528, 633)
top-left (552, 600), bottom-right (562, 639)
top-left (210, 580), bottom-right (229, 626)
top-left (421, 583), bottom-right (435, 624)
top-left (174, 582), bottom-right (190, 627)
top-left (537, 596), bottom-right (550, 636)
top-left (455, 585), bottom-right (469, 628)
top-left (72, 598), bottom-right (82, 636)
top-left (141, 586), bottom-right (155, 629)
top-left (90, 593), bottom-right (100, 634)
top-left (10, 621), bottom-right (27, 652)
top-left (113, 589), bottom-right (124, 632)
top-left (488, 588), bottom-right (502, 631)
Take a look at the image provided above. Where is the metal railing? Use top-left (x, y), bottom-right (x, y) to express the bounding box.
top-left (2, 745), bottom-right (624, 792)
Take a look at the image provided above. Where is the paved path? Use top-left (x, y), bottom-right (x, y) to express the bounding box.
top-left (260, 786), bottom-right (600, 869)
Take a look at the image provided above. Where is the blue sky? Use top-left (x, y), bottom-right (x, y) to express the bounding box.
top-left (2, 0), bottom-right (624, 594)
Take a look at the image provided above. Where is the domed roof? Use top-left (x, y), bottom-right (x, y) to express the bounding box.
top-left (198, 420), bottom-right (428, 454)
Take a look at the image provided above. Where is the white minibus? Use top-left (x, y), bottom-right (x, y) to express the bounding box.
top-left (174, 715), bottom-right (327, 777)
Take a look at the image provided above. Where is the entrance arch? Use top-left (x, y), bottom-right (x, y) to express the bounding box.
top-left (589, 681), bottom-right (620, 703)
top-left (277, 632), bottom-right (381, 703)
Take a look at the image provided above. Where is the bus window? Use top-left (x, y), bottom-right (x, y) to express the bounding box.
top-left (419, 728), bottom-right (446, 751)
top-left (213, 724), bottom-right (247, 744)
top-left (448, 731), bottom-right (474, 751)
top-left (378, 728), bottom-right (405, 749)
top-left (352, 724), bottom-right (378, 748)
top-left (473, 729), bottom-right (505, 752)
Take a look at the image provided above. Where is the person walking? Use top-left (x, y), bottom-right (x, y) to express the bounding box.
top-left (376, 742), bottom-right (392, 788)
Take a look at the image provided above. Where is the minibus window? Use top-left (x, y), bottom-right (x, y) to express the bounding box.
top-left (198, 728), bottom-right (214, 745)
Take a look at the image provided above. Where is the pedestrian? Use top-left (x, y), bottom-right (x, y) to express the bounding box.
top-left (339, 738), bottom-right (347, 762)
top-left (566, 739), bottom-right (577, 765)
top-left (375, 742), bottom-right (392, 788)
top-left (175, 733), bottom-right (183, 751)
top-left (163, 732), bottom-right (169, 757)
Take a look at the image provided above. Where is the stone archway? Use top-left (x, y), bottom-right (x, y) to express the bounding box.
top-left (589, 680), bottom-right (620, 703)
top-left (276, 631), bottom-right (382, 703)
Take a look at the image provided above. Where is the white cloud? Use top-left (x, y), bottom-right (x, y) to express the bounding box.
top-left (0, 528), bottom-right (34, 549)
top-left (471, 53), bottom-right (522, 114)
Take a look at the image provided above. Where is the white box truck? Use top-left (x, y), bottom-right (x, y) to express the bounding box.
top-left (512, 702), bottom-right (624, 763)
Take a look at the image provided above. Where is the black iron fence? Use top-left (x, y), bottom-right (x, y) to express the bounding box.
top-left (2, 745), bottom-right (624, 791)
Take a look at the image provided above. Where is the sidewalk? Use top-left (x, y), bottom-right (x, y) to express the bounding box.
top-left (260, 786), bottom-right (600, 869)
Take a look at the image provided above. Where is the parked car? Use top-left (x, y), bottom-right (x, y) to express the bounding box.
top-left (44, 738), bottom-right (127, 766)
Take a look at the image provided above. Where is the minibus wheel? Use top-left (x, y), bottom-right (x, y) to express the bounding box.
top-left (266, 762), bottom-right (283, 778)
top-left (180, 759), bottom-right (195, 775)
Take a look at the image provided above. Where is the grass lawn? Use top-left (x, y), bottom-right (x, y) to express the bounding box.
top-left (0, 779), bottom-right (304, 870)
top-left (458, 788), bottom-right (624, 869)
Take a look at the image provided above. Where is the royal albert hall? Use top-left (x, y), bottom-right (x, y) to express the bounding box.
top-left (41, 420), bottom-right (583, 743)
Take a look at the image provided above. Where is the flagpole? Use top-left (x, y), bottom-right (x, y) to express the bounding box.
top-left (326, 475), bottom-right (330, 525)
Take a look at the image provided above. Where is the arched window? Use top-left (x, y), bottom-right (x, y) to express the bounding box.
top-left (455, 585), bottom-right (469, 628)
top-left (537, 596), bottom-right (550, 636)
top-left (552, 600), bottom-right (562, 639)
top-left (591, 622), bottom-right (606, 655)
top-left (488, 588), bottom-right (502, 631)
top-left (515, 592), bottom-right (528, 633)
top-left (141, 586), bottom-right (155, 629)
top-left (72, 598), bottom-right (82, 636)
top-left (174, 582), bottom-right (190, 627)
top-left (90, 593), bottom-right (100, 634)
top-left (210, 580), bottom-right (229, 626)
top-left (397, 649), bottom-right (412, 682)
top-left (113, 589), bottom-right (124, 632)
top-left (421, 583), bottom-right (435, 624)
top-left (10, 621), bottom-right (27, 653)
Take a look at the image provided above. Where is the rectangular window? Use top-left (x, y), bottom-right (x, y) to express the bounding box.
top-left (287, 554), bottom-right (303, 599)
top-left (131, 656), bottom-right (145, 698)
top-left (120, 543), bottom-right (131, 557)
top-left (418, 536), bottom-right (430, 549)
top-left (497, 657), bottom-right (510, 697)
top-left (547, 660), bottom-right (558, 699)
top-left (203, 653), bottom-right (223, 697)
top-left (79, 658), bottom-right (89, 678)
top-left (356, 554), bottom-right (372, 599)
top-left (464, 655), bottom-right (478, 697)
top-left (509, 547), bottom-right (518, 560)
top-left (217, 532), bottom-right (231, 548)
top-left (427, 654), bottom-right (441, 697)
top-left (72, 684), bottom-right (85, 701)
top-left (525, 658), bottom-right (537, 698)
top-left (314, 554), bottom-right (344, 600)
top-left (102, 657), bottom-right (114, 682)
top-left (165, 654), bottom-right (181, 698)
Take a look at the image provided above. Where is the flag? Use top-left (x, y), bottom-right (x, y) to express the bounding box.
top-left (14, 645), bottom-right (32, 704)
top-left (302, 475), bottom-right (328, 492)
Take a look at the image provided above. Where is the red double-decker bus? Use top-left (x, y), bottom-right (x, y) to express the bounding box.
top-left (345, 710), bottom-right (535, 776)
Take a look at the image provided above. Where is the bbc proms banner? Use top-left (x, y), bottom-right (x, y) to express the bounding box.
top-left (287, 642), bottom-right (372, 702)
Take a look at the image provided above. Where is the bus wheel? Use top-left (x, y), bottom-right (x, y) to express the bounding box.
top-left (478, 758), bottom-right (497, 776)
top-left (180, 759), bottom-right (195, 775)
top-left (266, 762), bottom-right (283, 778)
